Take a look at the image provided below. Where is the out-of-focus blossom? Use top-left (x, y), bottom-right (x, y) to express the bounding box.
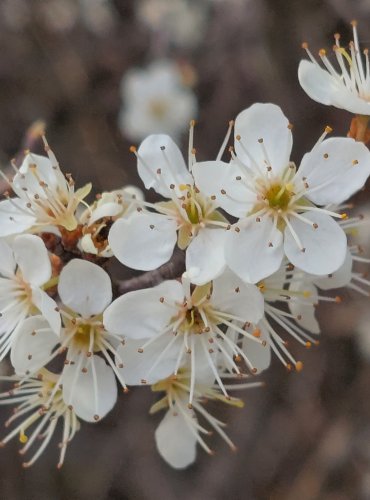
top-left (193, 103), bottom-right (370, 283)
top-left (119, 60), bottom-right (198, 142)
top-left (136, 0), bottom-right (210, 49)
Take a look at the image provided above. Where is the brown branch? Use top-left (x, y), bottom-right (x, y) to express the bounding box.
top-left (116, 249), bottom-right (185, 294)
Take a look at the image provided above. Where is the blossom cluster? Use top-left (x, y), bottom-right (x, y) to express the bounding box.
top-left (0, 22), bottom-right (370, 471)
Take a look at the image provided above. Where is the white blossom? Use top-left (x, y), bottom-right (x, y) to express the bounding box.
top-left (298, 22), bottom-right (370, 116)
top-left (104, 269), bottom-right (265, 404)
top-left (119, 60), bottom-right (198, 142)
top-left (0, 234), bottom-right (60, 360)
top-left (0, 139), bottom-right (91, 237)
top-left (109, 130), bottom-right (233, 284)
top-left (10, 259), bottom-right (122, 422)
top-left (192, 103), bottom-right (370, 283)
top-left (0, 369), bottom-right (80, 468)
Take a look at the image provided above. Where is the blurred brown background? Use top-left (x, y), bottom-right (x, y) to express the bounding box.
top-left (1, 0), bottom-right (370, 499)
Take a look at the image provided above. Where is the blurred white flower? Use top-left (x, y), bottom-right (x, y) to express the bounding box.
top-left (103, 269), bottom-right (265, 405)
top-left (119, 60), bottom-right (198, 142)
top-left (0, 369), bottom-right (80, 468)
top-left (0, 234), bottom-right (60, 361)
top-left (109, 132), bottom-right (231, 285)
top-left (298, 22), bottom-right (370, 116)
top-left (193, 103), bottom-right (370, 283)
top-left (10, 259), bottom-right (123, 422)
top-left (136, 0), bottom-right (209, 48)
top-left (0, 139), bottom-right (91, 237)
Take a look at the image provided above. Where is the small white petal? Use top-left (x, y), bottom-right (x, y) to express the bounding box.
top-left (108, 212), bottom-right (178, 271)
top-left (0, 199), bottom-right (36, 237)
top-left (241, 323), bottom-right (271, 373)
top-left (58, 259), bottom-right (112, 317)
top-left (104, 280), bottom-right (183, 339)
top-left (212, 269), bottom-right (264, 324)
top-left (225, 216), bottom-right (284, 283)
top-left (186, 228), bottom-right (227, 285)
top-left (13, 234), bottom-right (51, 287)
top-left (234, 103), bottom-right (293, 176)
top-left (284, 212), bottom-right (347, 275)
top-left (0, 239), bottom-right (16, 277)
top-left (192, 161), bottom-right (255, 217)
top-left (10, 316), bottom-right (59, 375)
top-left (62, 356), bottom-right (117, 422)
top-left (155, 408), bottom-right (197, 469)
top-left (137, 134), bottom-right (192, 197)
top-left (31, 288), bottom-right (61, 334)
top-left (313, 248), bottom-right (352, 290)
top-left (288, 280), bottom-right (320, 334)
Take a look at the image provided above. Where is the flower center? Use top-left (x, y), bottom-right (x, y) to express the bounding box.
top-left (179, 307), bottom-right (206, 334)
top-left (149, 99), bottom-right (168, 119)
top-left (265, 183), bottom-right (292, 210)
top-left (63, 315), bottom-right (104, 352)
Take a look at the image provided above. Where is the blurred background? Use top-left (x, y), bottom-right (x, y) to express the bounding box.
top-left (1, 0), bottom-right (370, 498)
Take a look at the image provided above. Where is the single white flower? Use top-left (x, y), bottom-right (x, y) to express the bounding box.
top-left (192, 103), bottom-right (370, 283)
top-left (298, 22), bottom-right (370, 117)
top-left (0, 368), bottom-right (80, 468)
top-left (109, 130), bottom-right (233, 284)
top-left (10, 259), bottom-right (123, 422)
top-left (149, 362), bottom-right (260, 469)
top-left (0, 138), bottom-right (91, 237)
top-left (79, 186), bottom-right (143, 257)
top-left (104, 269), bottom-right (265, 404)
top-left (119, 60), bottom-right (198, 142)
top-left (0, 234), bottom-right (60, 360)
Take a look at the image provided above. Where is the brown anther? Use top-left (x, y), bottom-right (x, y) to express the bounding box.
top-left (301, 42), bottom-right (308, 49)
top-left (301, 247), bottom-right (306, 253)
top-left (352, 159), bottom-right (359, 165)
top-left (27, 354), bottom-right (32, 360)
top-left (31, 330), bottom-right (36, 336)
top-left (138, 348), bottom-right (144, 353)
top-left (251, 367), bottom-right (258, 374)
top-left (191, 148), bottom-right (196, 155)
top-left (323, 153), bottom-right (329, 159)
top-left (288, 123), bottom-right (294, 130)
top-left (334, 33), bottom-right (341, 40)
top-left (208, 337), bottom-right (214, 343)
top-left (236, 176), bottom-right (242, 180)
top-left (235, 227), bottom-right (240, 233)
top-left (235, 134), bottom-right (241, 141)
top-left (258, 138), bottom-right (263, 143)
top-left (149, 224), bottom-right (155, 229)
top-left (268, 242), bottom-right (273, 247)
top-left (208, 349), bottom-right (214, 353)
top-left (118, 363), bottom-right (124, 369)
top-left (141, 379), bottom-right (147, 384)
top-left (211, 195), bottom-right (216, 200)
top-left (220, 189), bottom-right (226, 195)
top-left (351, 19), bottom-right (358, 27)
top-left (297, 314), bottom-right (302, 320)
top-left (256, 217), bottom-right (261, 222)
top-left (160, 146), bottom-right (165, 151)
top-left (319, 48), bottom-right (326, 56)
top-left (313, 223), bottom-right (318, 229)
top-left (169, 184), bottom-right (175, 189)
top-left (156, 168), bottom-right (161, 174)
top-left (234, 355), bottom-right (242, 362)
top-left (159, 297), bottom-right (164, 303)
top-left (93, 415), bottom-right (100, 421)
top-left (252, 329), bottom-right (261, 338)
top-left (335, 296), bottom-right (342, 303)
top-left (81, 367), bottom-right (88, 373)
top-left (129, 146), bottom-right (137, 153)
top-left (234, 287), bottom-right (240, 293)
top-left (325, 125), bottom-right (333, 133)
top-left (305, 341), bottom-right (312, 349)
top-left (187, 403), bottom-right (193, 409)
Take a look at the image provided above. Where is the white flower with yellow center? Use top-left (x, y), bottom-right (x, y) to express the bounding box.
top-left (10, 259), bottom-right (123, 422)
top-left (0, 138), bottom-right (91, 237)
top-left (192, 103), bottom-right (370, 283)
top-left (103, 270), bottom-right (265, 404)
top-left (0, 368), bottom-right (80, 468)
top-left (0, 234), bottom-right (60, 360)
top-left (149, 362), bottom-right (261, 469)
top-left (119, 60), bottom-right (197, 142)
top-left (109, 130), bottom-right (233, 285)
top-left (298, 22), bottom-right (370, 117)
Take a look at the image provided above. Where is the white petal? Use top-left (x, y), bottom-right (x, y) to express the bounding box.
top-left (10, 315), bottom-right (59, 375)
top-left (58, 259), bottom-right (112, 317)
top-left (284, 212), bottom-right (347, 275)
top-left (288, 279), bottom-right (320, 334)
top-left (313, 248), bottom-right (352, 290)
top-left (0, 239), bottom-right (16, 277)
top-left (192, 161), bottom-right (255, 217)
top-left (186, 228), bottom-right (227, 285)
top-left (104, 280), bottom-right (183, 339)
top-left (297, 138), bottom-right (370, 205)
top-left (155, 408), bottom-right (197, 469)
top-left (13, 234), bottom-right (51, 287)
top-left (234, 103), bottom-right (293, 176)
top-left (241, 323), bottom-right (271, 373)
top-left (31, 288), bottom-right (61, 334)
top-left (62, 355), bottom-right (117, 422)
top-left (108, 212), bottom-right (177, 271)
top-left (0, 199), bottom-right (36, 237)
top-left (137, 134), bottom-right (192, 197)
top-left (298, 60), bottom-right (370, 115)
top-left (116, 337), bottom-right (179, 385)
top-left (87, 202), bottom-right (123, 225)
top-left (212, 269), bottom-right (264, 324)
top-left (225, 216), bottom-right (284, 283)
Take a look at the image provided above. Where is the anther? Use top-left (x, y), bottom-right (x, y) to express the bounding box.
top-left (295, 361), bottom-right (304, 372)
top-left (301, 42), bottom-right (308, 49)
top-left (93, 415), bottom-right (100, 421)
top-left (159, 297), bottom-right (164, 303)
